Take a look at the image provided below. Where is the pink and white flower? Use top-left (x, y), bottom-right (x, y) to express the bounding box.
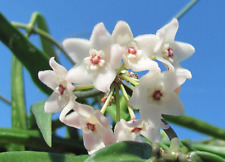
top-left (63, 23), bottom-right (124, 93)
top-left (114, 118), bottom-right (161, 143)
top-left (153, 18), bottom-right (195, 78)
top-left (129, 69), bottom-right (187, 128)
top-left (38, 57), bottom-right (75, 114)
top-left (112, 21), bottom-right (158, 72)
top-left (61, 103), bottom-right (115, 154)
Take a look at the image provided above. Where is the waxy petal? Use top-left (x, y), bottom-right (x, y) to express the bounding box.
top-left (63, 38), bottom-right (90, 63)
top-left (109, 44), bottom-right (125, 69)
top-left (67, 63), bottom-right (93, 84)
top-left (172, 41), bottom-right (195, 63)
top-left (112, 21), bottom-right (133, 46)
top-left (93, 67), bottom-right (116, 92)
top-left (44, 92), bottom-right (64, 113)
top-left (90, 23), bottom-right (113, 54)
top-left (49, 57), bottom-right (67, 76)
top-left (38, 70), bottom-right (58, 90)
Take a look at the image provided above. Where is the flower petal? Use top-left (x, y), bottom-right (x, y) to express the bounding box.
top-left (44, 92), bottom-right (63, 113)
top-left (67, 63), bottom-right (93, 84)
top-left (93, 67), bottom-right (116, 92)
top-left (109, 44), bottom-right (125, 69)
top-left (90, 23), bottom-right (112, 52)
top-left (160, 92), bottom-right (184, 115)
top-left (49, 57), bottom-right (67, 76)
top-left (38, 70), bottom-right (57, 90)
top-left (112, 21), bottom-right (133, 46)
top-left (172, 41), bottom-right (195, 63)
top-left (158, 18), bottom-right (178, 42)
top-left (63, 38), bottom-right (90, 63)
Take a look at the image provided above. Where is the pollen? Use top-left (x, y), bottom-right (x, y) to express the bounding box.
top-left (131, 127), bottom-right (142, 133)
top-left (86, 123), bottom-right (96, 132)
top-left (90, 53), bottom-right (101, 65)
top-left (152, 90), bottom-right (163, 101)
top-left (127, 46), bottom-right (137, 55)
top-left (58, 84), bottom-right (66, 95)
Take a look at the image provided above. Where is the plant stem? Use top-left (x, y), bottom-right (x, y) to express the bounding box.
top-left (115, 85), bottom-right (120, 122)
top-left (120, 74), bottom-right (139, 86)
top-left (163, 114), bottom-right (225, 141)
top-left (119, 84), bottom-right (135, 119)
top-left (101, 86), bottom-right (114, 114)
top-left (0, 94), bottom-right (11, 105)
top-left (11, 22), bottom-right (73, 63)
top-left (174, 0), bottom-right (199, 20)
top-left (74, 84), bottom-right (94, 90)
top-left (117, 62), bottom-right (125, 75)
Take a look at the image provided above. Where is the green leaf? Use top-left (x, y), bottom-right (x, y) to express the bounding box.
top-left (189, 151), bottom-right (225, 162)
top-left (85, 141), bottom-right (152, 162)
top-left (0, 12), bottom-right (51, 94)
top-left (193, 143), bottom-right (225, 158)
top-left (31, 101), bottom-right (52, 147)
top-left (0, 151), bottom-right (89, 162)
top-left (29, 12), bottom-right (57, 59)
top-left (9, 55), bottom-right (27, 151)
top-left (0, 128), bottom-right (86, 153)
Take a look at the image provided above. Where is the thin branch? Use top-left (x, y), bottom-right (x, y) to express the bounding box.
top-left (174, 0), bottom-right (199, 20)
top-left (0, 94), bottom-right (11, 105)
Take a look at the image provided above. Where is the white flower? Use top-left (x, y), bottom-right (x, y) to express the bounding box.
top-left (61, 103), bottom-right (115, 154)
top-left (129, 69), bottom-right (186, 128)
top-left (112, 21), bottom-right (158, 72)
top-left (63, 23), bottom-right (125, 92)
top-left (38, 57), bottom-right (75, 114)
top-left (114, 119), bottom-right (161, 143)
top-left (153, 18), bottom-right (195, 78)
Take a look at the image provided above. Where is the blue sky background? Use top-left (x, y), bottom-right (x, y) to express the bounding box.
top-left (0, 0), bottom-right (225, 141)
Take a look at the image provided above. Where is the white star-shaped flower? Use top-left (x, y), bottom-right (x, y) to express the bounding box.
top-left (153, 18), bottom-right (195, 78)
top-left (63, 23), bottom-right (124, 92)
top-left (129, 69), bottom-right (187, 128)
top-left (38, 57), bottom-right (75, 114)
top-left (114, 118), bottom-right (161, 143)
top-left (112, 21), bottom-right (159, 72)
top-left (61, 103), bottom-right (115, 154)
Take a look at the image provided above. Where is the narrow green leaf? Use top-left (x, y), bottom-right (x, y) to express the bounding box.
top-left (0, 12), bottom-right (51, 94)
top-left (0, 128), bottom-right (86, 153)
top-left (11, 55), bottom-right (27, 129)
top-left (85, 141), bottom-right (152, 162)
top-left (193, 143), bottom-right (225, 158)
top-left (31, 101), bottom-right (52, 147)
top-left (0, 151), bottom-right (89, 162)
top-left (189, 151), bottom-right (225, 162)
top-left (29, 12), bottom-right (57, 59)
top-left (163, 114), bottom-right (225, 140)
top-left (10, 55), bottom-right (27, 151)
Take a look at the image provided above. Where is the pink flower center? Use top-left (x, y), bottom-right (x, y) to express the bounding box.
top-left (58, 84), bottom-right (66, 95)
top-left (86, 123), bottom-right (96, 132)
top-left (167, 47), bottom-right (174, 58)
top-left (131, 127), bottom-right (142, 133)
top-left (127, 47), bottom-right (137, 55)
top-left (90, 53), bottom-right (101, 65)
top-left (152, 90), bottom-right (163, 101)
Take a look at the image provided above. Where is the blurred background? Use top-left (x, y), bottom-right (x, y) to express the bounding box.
top-left (0, 0), bottom-right (225, 140)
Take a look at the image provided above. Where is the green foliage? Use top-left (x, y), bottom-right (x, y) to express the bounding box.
top-left (31, 101), bottom-right (52, 147)
top-left (85, 141), bottom-right (152, 162)
top-left (0, 151), bottom-right (89, 162)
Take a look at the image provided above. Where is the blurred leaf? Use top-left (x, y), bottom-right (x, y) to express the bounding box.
top-left (0, 151), bottom-right (89, 162)
top-left (9, 55), bottom-right (27, 151)
top-left (0, 128), bottom-right (86, 153)
top-left (85, 141), bottom-right (152, 162)
top-left (193, 143), bottom-right (225, 158)
top-left (0, 12), bottom-right (51, 94)
top-left (189, 151), bottom-right (225, 162)
top-left (31, 101), bottom-right (52, 147)
top-left (29, 12), bottom-right (57, 59)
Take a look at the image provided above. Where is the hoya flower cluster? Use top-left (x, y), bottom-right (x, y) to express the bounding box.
top-left (38, 18), bottom-right (194, 154)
